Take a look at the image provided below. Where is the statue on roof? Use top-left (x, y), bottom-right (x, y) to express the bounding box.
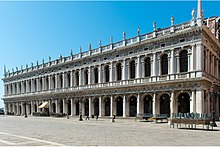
top-left (191, 9), bottom-right (195, 20)
top-left (153, 22), bottom-right (156, 31)
top-left (171, 16), bottom-right (174, 26)
top-left (137, 27), bottom-right (140, 36)
top-left (70, 49), bottom-right (73, 56)
top-left (99, 40), bottom-right (102, 47)
top-left (110, 36), bottom-right (113, 44)
top-left (49, 56), bottom-right (51, 62)
top-left (123, 32), bottom-right (126, 40)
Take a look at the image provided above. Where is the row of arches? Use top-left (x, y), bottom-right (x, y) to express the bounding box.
top-left (49, 93), bottom-right (190, 117)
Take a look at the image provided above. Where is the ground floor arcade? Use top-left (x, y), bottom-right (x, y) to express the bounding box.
top-left (4, 89), bottom-right (220, 118)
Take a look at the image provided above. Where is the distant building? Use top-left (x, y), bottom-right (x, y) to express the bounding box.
top-left (2, 0), bottom-right (220, 119)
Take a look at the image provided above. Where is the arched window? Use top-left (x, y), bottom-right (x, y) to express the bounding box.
top-left (28, 80), bottom-right (31, 93)
top-left (67, 72), bottom-right (71, 87)
top-left (84, 70), bottom-right (88, 85)
top-left (144, 57), bottom-right (151, 77)
top-left (75, 71), bottom-right (79, 86)
top-left (45, 76), bottom-right (49, 90)
top-left (59, 74), bottom-right (63, 88)
top-left (24, 82), bottom-right (26, 93)
top-left (179, 50), bottom-right (188, 72)
top-left (39, 78), bottom-right (43, 91)
top-left (116, 63), bottom-right (122, 81)
top-left (161, 54), bottom-right (168, 75)
top-left (52, 75), bottom-right (55, 89)
top-left (104, 65), bottom-right (110, 82)
top-left (34, 79), bottom-right (37, 92)
top-left (94, 67), bottom-right (99, 84)
top-left (130, 60), bottom-right (136, 79)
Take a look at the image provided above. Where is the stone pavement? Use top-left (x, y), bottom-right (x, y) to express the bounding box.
top-left (0, 115), bottom-right (220, 146)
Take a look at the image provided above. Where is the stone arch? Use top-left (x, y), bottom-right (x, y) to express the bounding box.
top-left (115, 96), bottom-right (123, 116)
top-left (129, 59), bottom-right (136, 79)
top-left (66, 99), bottom-right (71, 115)
top-left (59, 99), bottom-right (63, 114)
top-left (177, 92), bottom-right (190, 113)
top-left (104, 65), bottom-right (110, 83)
top-left (93, 97), bottom-right (99, 116)
top-left (160, 93), bottom-right (170, 117)
top-left (129, 95), bottom-right (137, 117)
top-left (179, 49), bottom-right (188, 73)
top-left (103, 97), bottom-right (111, 116)
top-left (161, 53), bottom-right (168, 75)
top-left (142, 94), bottom-right (153, 114)
top-left (116, 62), bottom-right (122, 81)
top-left (83, 98), bottom-right (89, 116)
top-left (144, 56), bottom-right (151, 77)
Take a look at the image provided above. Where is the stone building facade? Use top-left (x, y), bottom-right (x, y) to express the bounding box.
top-left (2, 1), bottom-right (220, 119)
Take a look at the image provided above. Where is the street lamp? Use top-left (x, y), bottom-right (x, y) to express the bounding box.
top-left (24, 102), bottom-right (27, 118)
top-left (79, 98), bottom-right (83, 121)
top-left (209, 85), bottom-right (217, 128)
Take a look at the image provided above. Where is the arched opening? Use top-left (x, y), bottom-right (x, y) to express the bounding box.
top-left (104, 97), bottom-right (110, 116)
top-left (34, 104), bottom-right (37, 113)
top-left (52, 103), bottom-right (56, 113)
top-left (59, 100), bottom-right (63, 114)
top-left (14, 105), bottom-right (17, 114)
top-left (144, 57), bottom-right (151, 77)
top-left (75, 71), bottom-right (79, 86)
top-left (67, 72), bottom-right (71, 87)
top-left (94, 98), bottom-right (99, 116)
top-left (161, 54), bottom-right (168, 75)
top-left (116, 63), bottom-right (122, 81)
top-left (34, 79), bottom-right (37, 92)
top-left (59, 74), bottom-right (63, 88)
top-left (94, 67), bottom-right (99, 84)
top-left (178, 93), bottom-right (190, 113)
top-left (130, 60), bottom-right (136, 79)
top-left (45, 76), bottom-right (49, 90)
top-left (160, 94), bottom-right (170, 117)
top-left (143, 95), bottom-right (153, 114)
top-left (52, 75), bottom-right (55, 89)
top-left (84, 70), bottom-right (88, 85)
top-left (75, 101), bottom-right (79, 115)
top-left (67, 100), bottom-right (71, 115)
top-left (179, 50), bottom-right (188, 72)
top-left (29, 104), bottom-right (31, 115)
top-left (19, 105), bottom-right (22, 115)
top-left (129, 96), bottom-right (137, 117)
top-left (39, 103), bottom-right (42, 112)
top-left (116, 96), bottom-right (123, 116)
top-left (84, 99), bottom-right (89, 116)
top-left (28, 80), bottom-right (31, 92)
top-left (39, 78), bottom-right (43, 91)
top-left (24, 82), bottom-right (26, 93)
top-left (104, 65), bottom-right (110, 82)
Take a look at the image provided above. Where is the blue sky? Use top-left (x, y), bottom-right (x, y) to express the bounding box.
top-left (0, 1), bottom-right (220, 108)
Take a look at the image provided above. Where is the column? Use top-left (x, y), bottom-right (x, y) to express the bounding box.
top-left (99, 97), bottom-right (102, 117)
top-left (122, 59), bottom-right (126, 80)
top-left (63, 99), bottom-right (67, 114)
top-left (176, 56), bottom-right (180, 73)
top-left (12, 103), bottom-right (15, 115)
top-left (190, 45), bottom-right (195, 71)
top-left (137, 94), bottom-right (140, 116)
top-left (4, 103), bottom-right (7, 115)
top-left (55, 74), bottom-right (58, 89)
top-left (216, 58), bottom-right (219, 78)
top-left (70, 71), bottom-right (73, 87)
top-left (158, 59), bottom-right (161, 76)
top-left (31, 101), bottom-right (34, 114)
top-left (89, 97), bottom-right (92, 117)
top-left (79, 69), bottom-right (82, 86)
top-left (88, 68), bottom-right (91, 85)
top-left (81, 102), bottom-right (85, 116)
top-left (98, 66), bottom-right (102, 84)
top-left (72, 99), bottom-right (76, 116)
top-left (170, 91), bottom-right (174, 117)
top-left (170, 49), bottom-right (174, 74)
top-left (48, 76), bottom-right (51, 90)
top-left (109, 62), bottom-right (113, 82)
top-left (123, 95), bottom-right (126, 117)
top-left (190, 90), bottom-right (196, 113)
top-left (110, 96), bottom-right (113, 117)
top-left (17, 102), bottom-right (19, 115)
top-left (42, 77), bottom-right (45, 91)
top-left (136, 56), bottom-right (141, 79)
top-left (55, 99), bottom-right (59, 113)
top-left (71, 98), bottom-right (74, 116)
top-left (21, 102), bottom-right (25, 115)
top-left (196, 43), bottom-right (203, 71)
top-left (196, 89), bottom-right (204, 114)
top-left (152, 93), bottom-right (156, 116)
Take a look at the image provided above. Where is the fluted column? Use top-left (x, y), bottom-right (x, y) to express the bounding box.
top-left (63, 99), bottom-right (67, 114)
top-left (137, 94), bottom-right (140, 115)
top-left (170, 91), bottom-right (174, 117)
top-left (170, 49), bottom-right (174, 74)
top-left (152, 53), bottom-right (156, 76)
top-left (48, 76), bottom-right (51, 90)
top-left (191, 90), bottom-right (196, 113)
top-left (70, 71), bottom-right (73, 87)
top-left (152, 93), bottom-right (156, 116)
top-left (122, 59), bottom-right (126, 80)
top-left (109, 62), bottom-right (113, 82)
top-left (55, 74), bottom-right (58, 89)
top-left (196, 89), bottom-right (204, 114)
top-left (136, 56), bottom-right (141, 79)
top-left (55, 99), bottom-right (59, 113)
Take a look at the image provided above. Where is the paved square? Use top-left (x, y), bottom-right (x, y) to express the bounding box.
top-left (0, 116), bottom-right (220, 146)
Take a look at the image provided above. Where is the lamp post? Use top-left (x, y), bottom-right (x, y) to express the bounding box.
top-left (210, 85), bottom-right (217, 128)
